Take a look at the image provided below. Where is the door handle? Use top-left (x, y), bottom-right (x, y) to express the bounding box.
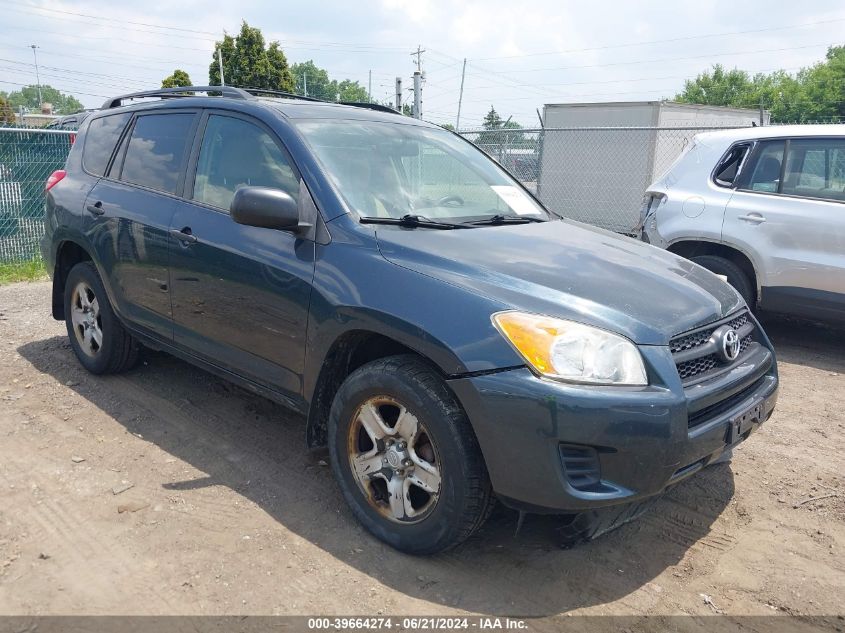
top-left (86, 201), bottom-right (105, 216)
top-left (170, 227), bottom-right (198, 244)
top-left (737, 213), bottom-right (766, 224)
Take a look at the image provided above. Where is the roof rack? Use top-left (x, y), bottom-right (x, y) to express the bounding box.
top-left (102, 85), bottom-right (403, 116)
top-left (102, 86), bottom-right (251, 109)
top-left (339, 101), bottom-right (402, 115)
top-left (242, 87), bottom-right (324, 102)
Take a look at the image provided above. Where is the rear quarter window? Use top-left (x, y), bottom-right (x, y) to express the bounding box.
top-left (712, 142), bottom-right (751, 187)
top-left (82, 113), bottom-right (131, 177)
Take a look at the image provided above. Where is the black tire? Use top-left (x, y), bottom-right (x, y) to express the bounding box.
top-left (64, 261), bottom-right (139, 374)
top-left (690, 255), bottom-right (756, 310)
top-left (327, 355), bottom-right (495, 555)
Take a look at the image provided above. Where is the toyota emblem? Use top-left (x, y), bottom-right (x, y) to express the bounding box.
top-left (715, 326), bottom-right (741, 361)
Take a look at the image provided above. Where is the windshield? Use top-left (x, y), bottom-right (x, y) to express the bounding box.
top-left (294, 120), bottom-right (550, 223)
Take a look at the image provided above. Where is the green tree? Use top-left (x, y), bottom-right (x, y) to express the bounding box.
top-left (675, 46), bottom-right (845, 123)
top-left (482, 106), bottom-right (503, 130)
top-left (787, 45), bottom-right (845, 122)
top-left (337, 79), bottom-right (369, 103)
top-left (161, 69), bottom-right (192, 88)
top-left (291, 60), bottom-right (336, 100)
top-left (675, 65), bottom-right (758, 108)
top-left (0, 94), bottom-right (15, 125)
top-left (474, 106), bottom-right (529, 157)
top-left (3, 85), bottom-right (83, 114)
top-left (438, 122), bottom-right (455, 131)
top-left (209, 21), bottom-right (294, 92)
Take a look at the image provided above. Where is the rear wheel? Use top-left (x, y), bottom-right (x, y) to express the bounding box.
top-left (690, 255), bottom-right (755, 310)
top-left (327, 355), bottom-right (495, 554)
top-left (64, 262), bottom-right (138, 374)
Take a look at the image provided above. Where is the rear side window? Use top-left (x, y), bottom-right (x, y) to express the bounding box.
top-left (120, 113), bottom-right (195, 195)
top-left (713, 143), bottom-right (750, 187)
top-left (742, 141), bottom-right (784, 193)
top-left (82, 113), bottom-right (131, 176)
top-left (782, 138), bottom-right (845, 202)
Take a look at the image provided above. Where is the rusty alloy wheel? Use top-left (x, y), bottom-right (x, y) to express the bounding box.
top-left (346, 395), bottom-right (442, 523)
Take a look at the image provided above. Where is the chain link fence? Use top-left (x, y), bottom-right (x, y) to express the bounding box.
top-left (0, 127), bottom-right (73, 263)
top-left (458, 125), bottom-right (750, 234)
top-left (0, 123), bottom-right (763, 265)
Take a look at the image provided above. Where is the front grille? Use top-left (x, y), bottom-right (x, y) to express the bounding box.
top-left (670, 311), bottom-right (755, 383)
top-left (671, 313), bottom-right (748, 354)
top-left (676, 355), bottom-right (718, 381)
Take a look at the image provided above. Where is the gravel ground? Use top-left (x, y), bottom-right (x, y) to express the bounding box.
top-left (0, 281), bottom-right (843, 629)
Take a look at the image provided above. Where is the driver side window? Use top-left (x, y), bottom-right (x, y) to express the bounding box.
top-left (193, 115), bottom-right (298, 211)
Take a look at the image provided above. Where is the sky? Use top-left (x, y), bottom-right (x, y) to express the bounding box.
top-left (0, 0), bottom-right (843, 129)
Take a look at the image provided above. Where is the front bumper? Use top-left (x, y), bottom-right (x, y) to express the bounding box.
top-left (448, 343), bottom-right (777, 513)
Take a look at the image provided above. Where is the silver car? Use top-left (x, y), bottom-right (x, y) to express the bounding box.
top-left (641, 125), bottom-right (845, 321)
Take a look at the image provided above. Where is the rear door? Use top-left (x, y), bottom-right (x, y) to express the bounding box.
top-left (725, 137), bottom-right (845, 318)
top-left (168, 110), bottom-right (315, 402)
top-left (87, 110), bottom-right (198, 340)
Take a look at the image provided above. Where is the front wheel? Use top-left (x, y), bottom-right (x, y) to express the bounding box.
top-left (690, 255), bottom-right (756, 310)
top-left (328, 355), bottom-right (495, 554)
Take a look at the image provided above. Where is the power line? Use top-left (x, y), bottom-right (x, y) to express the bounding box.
top-left (0, 0), bottom-right (414, 53)
top-left (0, 78), bottom-right (109, 99)
top-left (471, 15), bottom-right (845, 61)
top-left (463, 43), bottom-right (832, 75)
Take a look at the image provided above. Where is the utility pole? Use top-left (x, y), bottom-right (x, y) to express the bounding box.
top-left (759, 98), bottom-right (765, 126)
top-left (455, 58), bottom-right (466, 130)
top-left (411, 45), bottom-right (425, 72)
top-left (302, 72), bottom-right (307, 97)
top-left (412, 71), bottom-right (422, 119)
top-left (368, 70), bottom-right (372, 102)
top-left (30, 45), bottom-right (42, 108)
top-left (410, 45), bottom-right (425, 120)
top-left (395, 77), bottom-right (402, 112)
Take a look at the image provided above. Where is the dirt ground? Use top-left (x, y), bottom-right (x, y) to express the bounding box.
top-left (0, 281), bottom-right (843, 627)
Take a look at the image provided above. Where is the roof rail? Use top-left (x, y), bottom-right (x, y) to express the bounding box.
top-left (339, 102), bottom-right (402, 115)
top-left (102, 86), bottom-right (252, 109)
top-left (241, 87), bottom-right (324, 102)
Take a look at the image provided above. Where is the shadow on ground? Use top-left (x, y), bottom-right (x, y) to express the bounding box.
top-left (760, 313), bottom-right (845, 373)
top-left (20, 337), bottom-right (737, 617)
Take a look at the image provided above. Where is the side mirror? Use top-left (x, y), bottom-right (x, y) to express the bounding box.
top-left (230, 186), bottom-right (300, 231)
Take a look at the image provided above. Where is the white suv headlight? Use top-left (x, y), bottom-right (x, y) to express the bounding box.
top-left (492, 312), bottom-right (647, 386)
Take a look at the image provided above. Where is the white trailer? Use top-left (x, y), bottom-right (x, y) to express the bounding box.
top-left (538, 101), bottom-right (768, 234)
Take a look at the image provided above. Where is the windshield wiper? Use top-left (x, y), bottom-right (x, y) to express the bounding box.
top-left (360, 214), bottom-right (472, 230)
top-left (465, 214), bottom-right (546, 226)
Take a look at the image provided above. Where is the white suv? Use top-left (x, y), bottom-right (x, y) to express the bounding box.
top-left (641, 125), bottom-right (845, 321)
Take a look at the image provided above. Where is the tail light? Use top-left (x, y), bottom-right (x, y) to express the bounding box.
top-left (46, 170), bottom-right (67, 191)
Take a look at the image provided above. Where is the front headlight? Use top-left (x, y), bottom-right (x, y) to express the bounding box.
top-left (492, 311), bottom-right (648, 386)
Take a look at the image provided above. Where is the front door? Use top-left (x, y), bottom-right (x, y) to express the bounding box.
top-left (168, 112), bottom-right (315, 402)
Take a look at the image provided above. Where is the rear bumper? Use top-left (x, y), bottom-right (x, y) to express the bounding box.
top-left (448, 343), bottom-right (777, 513)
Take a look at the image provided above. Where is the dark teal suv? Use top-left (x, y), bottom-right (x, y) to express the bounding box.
top-left (41, 87), bottom-right (779, 554)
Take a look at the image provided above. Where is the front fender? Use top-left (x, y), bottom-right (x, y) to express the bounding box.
top-left (303, 236), bottom-right (525, 404)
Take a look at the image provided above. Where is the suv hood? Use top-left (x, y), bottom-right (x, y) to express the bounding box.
top-left (375, 219), bottom-right (743, 345)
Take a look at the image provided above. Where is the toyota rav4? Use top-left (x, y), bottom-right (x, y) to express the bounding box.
top-left (41, 87), bottom-right (779, 554)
